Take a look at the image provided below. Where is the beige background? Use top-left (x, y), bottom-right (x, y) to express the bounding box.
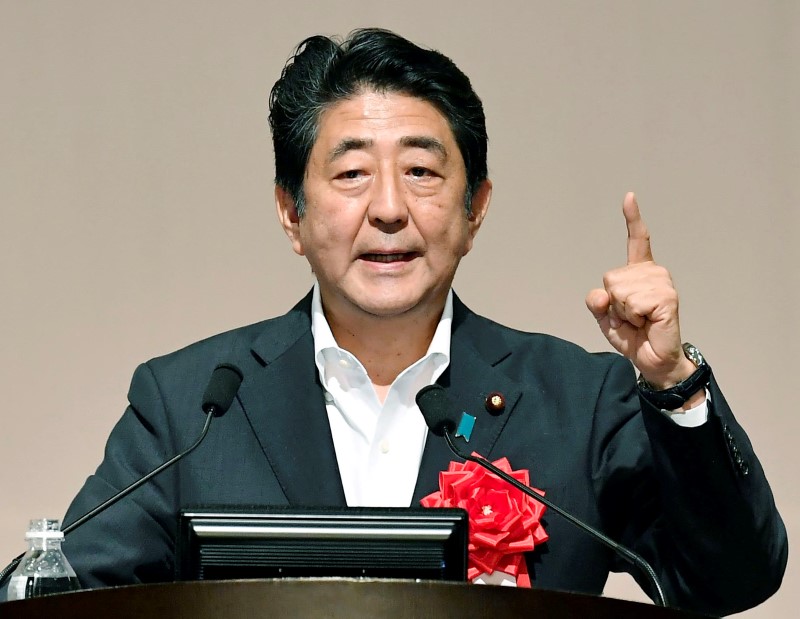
top-left (1, 1), bottom-right (797, 616)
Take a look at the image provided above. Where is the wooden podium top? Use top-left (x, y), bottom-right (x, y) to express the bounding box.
top-left (0, 578), bottom-right (714, 619)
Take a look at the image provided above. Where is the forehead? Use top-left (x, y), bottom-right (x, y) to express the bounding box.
top-left (312, 90), bottom-right (458, 154)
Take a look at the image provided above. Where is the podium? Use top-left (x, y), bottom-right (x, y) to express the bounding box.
top-left (0, 579), bottom-right (713, 618)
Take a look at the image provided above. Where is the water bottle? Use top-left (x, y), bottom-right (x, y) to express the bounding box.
top-left (6, 519), bottom-right (80, 600)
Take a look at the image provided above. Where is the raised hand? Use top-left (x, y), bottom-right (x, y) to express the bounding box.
top-left (585, 192), bottom-right (697, 390)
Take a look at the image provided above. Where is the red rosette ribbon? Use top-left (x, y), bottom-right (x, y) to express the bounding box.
top-left (420, 454), bottom-right (549, 587)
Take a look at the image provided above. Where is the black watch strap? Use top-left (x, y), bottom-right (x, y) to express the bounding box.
top-left (637, 343), bottom-right (711, 410)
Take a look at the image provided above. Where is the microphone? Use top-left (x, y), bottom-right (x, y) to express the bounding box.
top-left (201, 363), bottom-right (245, 417)
top-left (415, 384), bottom-right (668, 608)
top-left (0, 363), bottom-right (244, 590)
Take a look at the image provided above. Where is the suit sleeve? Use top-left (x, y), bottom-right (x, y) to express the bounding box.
top-left (58, 362), bottom-right (182, 589)
top-left (591, 356), bottom-right (788, 615)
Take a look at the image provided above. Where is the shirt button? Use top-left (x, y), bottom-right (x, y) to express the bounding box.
top-left (323, 391), bottom-right (334, 403)
top-left (379, 439), bottom-right (390, 454)
top-left (339, 358), bottom-right (350, 368)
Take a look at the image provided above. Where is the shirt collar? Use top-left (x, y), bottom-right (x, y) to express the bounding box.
top-left (311, 282), bottom-right (452, 374)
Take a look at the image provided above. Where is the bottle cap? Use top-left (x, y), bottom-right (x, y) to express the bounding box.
top-left (25, 530), bottom-right (64, 540)
top-left (25, 518), bottom-right (64, 540)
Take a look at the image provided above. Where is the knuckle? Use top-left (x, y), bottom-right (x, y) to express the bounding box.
top-left (664, 287), bottom-right (679, 305)
top-left (602, 270), bottom-right (619, 288)
top-left (653, 264), bottom-right (669, 278)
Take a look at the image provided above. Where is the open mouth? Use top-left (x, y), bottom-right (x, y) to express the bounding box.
top-left (360, 252), bottom-right (419, 263)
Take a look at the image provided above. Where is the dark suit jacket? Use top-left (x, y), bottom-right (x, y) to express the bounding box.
top-left (11, 293), bottom-right (785, 614)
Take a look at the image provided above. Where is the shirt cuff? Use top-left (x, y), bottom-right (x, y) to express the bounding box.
top-left (660, 389), bottom-right (710, 428)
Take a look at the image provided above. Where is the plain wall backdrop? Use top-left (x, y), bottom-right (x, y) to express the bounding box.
top-left (1, 1), bottom-right (797, 616)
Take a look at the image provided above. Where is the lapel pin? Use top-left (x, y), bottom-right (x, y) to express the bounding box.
top-left (485, 391), bottom-right (506, 415)
top-left (454, 412), bottom-right (476, 442)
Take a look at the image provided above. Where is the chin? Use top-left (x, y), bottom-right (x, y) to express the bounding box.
top-left (357, 300), bottom-right (419, 318)
top-left (348, 291), bottom-right (429, 319)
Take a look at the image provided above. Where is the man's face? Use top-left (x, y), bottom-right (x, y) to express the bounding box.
top-left (277, 90), bottom-right (490, 323)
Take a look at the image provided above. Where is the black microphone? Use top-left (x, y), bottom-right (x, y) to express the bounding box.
top-left (0, 363), bottom-right (244, 589)
top-left (201, 363), bottom-right (245, 417)
top-left (415, 384), bottom-right (668, 608)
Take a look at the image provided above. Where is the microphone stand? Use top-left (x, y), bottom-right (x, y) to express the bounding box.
top-left (442, 429), bottom-right (668, 608)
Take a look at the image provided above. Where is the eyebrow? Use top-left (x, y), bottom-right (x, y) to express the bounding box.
top-left (327, 138), bottom-right (373, 163)
top-left (326, 135), bottom-right (449, 164)
top-left (398, 136), bottom-right (448, 162)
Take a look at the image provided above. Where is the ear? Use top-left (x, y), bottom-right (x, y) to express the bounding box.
top-left (463, 179), bottom-right (492, 255)
top-left (275, 185), bottom-right (305, 256)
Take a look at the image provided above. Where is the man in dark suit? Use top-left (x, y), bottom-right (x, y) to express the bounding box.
top-left (2, 28), bottom-right (786, 614)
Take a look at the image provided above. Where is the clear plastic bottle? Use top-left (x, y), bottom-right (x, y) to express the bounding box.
top-left (6, 519), bottom-right (80, 600)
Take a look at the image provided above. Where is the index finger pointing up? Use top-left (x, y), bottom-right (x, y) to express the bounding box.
top-left (623, 191), bottom-right (654, 264)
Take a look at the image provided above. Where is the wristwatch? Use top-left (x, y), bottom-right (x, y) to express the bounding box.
top-left (637, 343), bottom-right (711, 410)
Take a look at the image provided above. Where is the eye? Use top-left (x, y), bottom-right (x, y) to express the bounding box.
top-left (409, 167), bottom-right (431, 178)
top-left (338, 169), bottom-right (363, 180)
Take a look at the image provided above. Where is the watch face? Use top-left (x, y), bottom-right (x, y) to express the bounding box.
top-left (682, 343), bottom-right (705, 367)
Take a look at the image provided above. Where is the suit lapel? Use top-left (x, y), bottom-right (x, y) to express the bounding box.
top-left (235, 294), bottom-right (347, 507)
top-left (412, 296), bottom-right (524, 504)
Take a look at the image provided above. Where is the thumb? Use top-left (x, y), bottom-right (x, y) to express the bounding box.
top-left (585, 288), bottom-right (611, 322)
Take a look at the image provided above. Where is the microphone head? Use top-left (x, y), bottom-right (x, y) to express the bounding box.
top-left (415, 384), bottom-right (458, 437)
top-left (202, 363), bottom-right (244, 416)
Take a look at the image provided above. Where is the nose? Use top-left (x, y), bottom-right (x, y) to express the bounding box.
top-left (367, 170), bottom-right (408, 229)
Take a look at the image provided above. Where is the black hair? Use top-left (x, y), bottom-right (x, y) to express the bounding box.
top-left (268, 28), bottom-right (487, 215)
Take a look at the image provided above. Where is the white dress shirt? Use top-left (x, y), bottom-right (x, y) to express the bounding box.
top-left (311, 284), bottom-right (452, 507)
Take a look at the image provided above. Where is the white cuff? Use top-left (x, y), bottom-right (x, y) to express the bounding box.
top-left (660, 389), bottom-right (710, 428)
